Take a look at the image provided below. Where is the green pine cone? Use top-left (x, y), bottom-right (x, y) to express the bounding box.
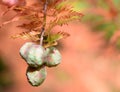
top-left (26, 66), bottom-right (47, 86)
top-left (20, 42), bottom-right (46, 67)
top-left (26, 44), bottom-right (45, 67)
top-left (19, 42), bottom-right (34, 59)
top-left (44, 47), bottom-right (61, 67)
top-left (20, 42), bottom-right (62, 68)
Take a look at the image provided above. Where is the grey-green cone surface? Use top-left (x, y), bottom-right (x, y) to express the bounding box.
top-left (20, 42), bottom-right (62, 86)
top-left (19, 42), bottom-right (46, 67)
top-left (26, 66), bottom-right (47, 86)
top-left (45, 47), bottom-right (61, 67)
top-left (20, 42), bottom-right (62, 68)
top-left (19, 42), bottom-right (34, 59)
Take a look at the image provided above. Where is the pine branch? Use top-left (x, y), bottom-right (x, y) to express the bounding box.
top-left (46, 8), bottom-right (83, 32)
top-left (11, 30), bottom-right (40, 41)
top-left (0, 0), bottom-right (83, 47)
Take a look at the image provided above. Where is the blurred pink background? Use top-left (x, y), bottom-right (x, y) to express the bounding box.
top-left (0, 0), bottom-right (120, 92)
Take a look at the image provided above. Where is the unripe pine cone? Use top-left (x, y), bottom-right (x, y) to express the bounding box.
top-left (19, 42), bottom-right (61, 67)
top-left (26, 66), bottom-right (47, 86)
top-left (44, 47), bottom-right (61, 67)
top-left (20, 42), bottom-right (46, 67)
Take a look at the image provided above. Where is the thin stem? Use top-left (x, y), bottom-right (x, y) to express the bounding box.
top-left (40, 0), bottom-right (48, 45)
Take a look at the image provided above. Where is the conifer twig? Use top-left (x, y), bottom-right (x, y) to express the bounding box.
top-left (40, 0), bottom-right (48, 45)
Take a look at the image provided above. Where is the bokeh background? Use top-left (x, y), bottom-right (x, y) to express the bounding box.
top-left (0, 0), bottom-right (120, 92)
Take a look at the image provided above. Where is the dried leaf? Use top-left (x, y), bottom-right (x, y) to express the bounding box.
top-left (11, 30), bottom-right (40, 41)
